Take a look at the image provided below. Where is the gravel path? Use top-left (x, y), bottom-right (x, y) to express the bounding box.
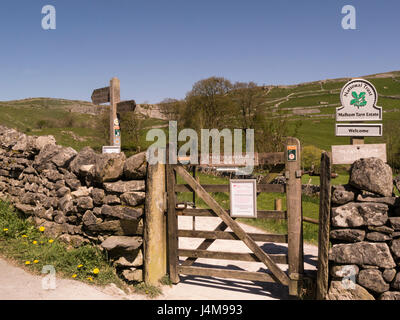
top-left (157, 216), bottom-right (318, 300)
top-left (0, 217), bottom-right (318, 300)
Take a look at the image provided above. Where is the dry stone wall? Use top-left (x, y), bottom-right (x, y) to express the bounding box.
top-left (327, 157), bottom-right (400, 300)
top-left (0, 125), bottom-right (147, 284)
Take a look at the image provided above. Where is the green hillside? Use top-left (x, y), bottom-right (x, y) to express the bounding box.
top-left (1, 71), bottom-right (400, 156)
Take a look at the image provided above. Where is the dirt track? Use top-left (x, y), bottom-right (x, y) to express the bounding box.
top-left (0, 217), bottom-right (318, 300)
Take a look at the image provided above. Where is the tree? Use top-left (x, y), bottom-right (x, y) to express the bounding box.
top-left (185, 77), bottom-right (233, 129)
top-left (231, 81), bottom-right (261, 129)
top-left (121, 111), bottom-right (143, 152)
top-left (159, 98), bottom-right (186, 122)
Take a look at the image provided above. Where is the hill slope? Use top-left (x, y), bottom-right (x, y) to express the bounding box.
top-left (0, 70), bottom-right (399, 152)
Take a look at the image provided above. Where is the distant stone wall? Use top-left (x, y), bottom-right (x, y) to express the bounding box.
top-left (327, 157), bottom-right (400, 300)
top-left (0, 125), bottom-right (147, 284)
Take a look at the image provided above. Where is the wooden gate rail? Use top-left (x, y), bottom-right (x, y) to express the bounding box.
top-left (176, 208), bottom-right (287, 219)
top-left (178, 266), bottom-right (277, 283)
top-left (175, 184), bottom-right (285, 193)
top-left (178, 249), bottom-right (288, 264)
top-left (177, 229), bottom-right (288, 243)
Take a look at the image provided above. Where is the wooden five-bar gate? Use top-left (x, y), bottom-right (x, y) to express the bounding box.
top-left (166, 137), bottom-right (304, 297)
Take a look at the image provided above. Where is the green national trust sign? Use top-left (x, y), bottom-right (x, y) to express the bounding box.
top-left (336, 79), bottom-right (382, 122)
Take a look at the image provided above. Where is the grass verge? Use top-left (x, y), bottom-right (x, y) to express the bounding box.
top-left (0, 201), bottom-right (124, 288)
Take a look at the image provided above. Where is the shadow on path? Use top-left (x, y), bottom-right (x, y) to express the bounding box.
top-left (177, 260), bottom-right (293, 300)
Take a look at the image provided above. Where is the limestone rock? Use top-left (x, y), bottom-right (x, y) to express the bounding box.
top-left (51, 147), bottom-right (77, 168)
top-left (103, 180), bottom-right (145, 194)
top-left (71, 187), bottom-right (91, 198)
top-left (32, 135), bottom-right (56, 151)
top-left (329, 242), bottom-right (396, 268)
top-left (86, 219), bottom-right (143, 236)
top-left (100, 236), bottom-right (142, 252)
top-left (390, 238), bottom-right (400, 259)
top-left (94, 153), bottom-right (126, 183)
top-left (82, 210), bottom-right (97, 226)
top-left (356, 194), bottom-right (398, 206)
top-left (357, 269), bottom-right (389, 294)
top-left (330, 229), bottom-right (365, 242)
top-left (120, 192), bottom-right (145, 207)
top-left (69, 147), bottom-right (97, 176)
top-left (56, 186), bottom-right (70, 198)
top-left (327, 280), bottom-right (375, 300)
top-left (330, 265), bottom-right (359, 278)
top-left (101, 205), bottom-right (143, 221)
top-left (389, 217), bottom-right (400, 231)
top-left (366, 232), bottom-right (391, 242)
top-left (15, 203), bottom-right (36, 215)
top-left (104, 195), bottom-right (121, 205)
top-left (114, 249), bottom-right (143, 268)
top-left (367, 225), bottom-right (394, 234)
top-left (379, 291), bottom-right (400, 300)
top-left (65, 178), bottom-right (81, 191)
top-left (42, 169), bottom-right (63, 182)
top-left (349, 157), bottom-right (393, 197)
top-left (123, 152), bottom-right (147, 180)
top-left (76, 197), bottom-right (94, 211)
top-left (331, 202), bottom-right (388, 228)
top-left (121, 268), bottom-right (143, 283)
top-left (91, 188), bottom-right (105, 206)
top-left (54, 212), bottom-right (67, 224)
top-left (391, 272), bottom-right (400, 290)
top-left (58, 234), bottom-right (89, 248)
top-left (331, 185), bottom-right (357, 205)
top-left (383, 269), bottom-right (397, 283)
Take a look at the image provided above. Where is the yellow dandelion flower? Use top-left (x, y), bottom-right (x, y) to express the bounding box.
top-left (39, 226), bottom-right (45, 232)
top-left (77, 264), bottom-right (83, 269)
top-left (48, 239), bottom-right (54, 243)
top-left (87, 277), bottom-right (93, 281)
top-left (3, 228), bottom-right (8, 232)
top-left (25, 261), bottom-right (31, 265)
top-left (72, 274), bottom-right (77, 278)
top-left (22, 235), bottom-right (28, 238)
top-left (32, 241), bottom-right (38, 245)
top-left (33, 260), bottom-right (39, 264)
top-left (93, 268), bottom-right (100, 275)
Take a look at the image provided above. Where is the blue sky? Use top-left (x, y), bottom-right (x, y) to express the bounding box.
top-left (0, 0), bottom-right (399, 103)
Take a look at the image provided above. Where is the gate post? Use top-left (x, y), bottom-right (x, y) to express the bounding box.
top-left (285, 137), bottom-right (304, 297)
top-left (166, 142), bottom-right (180, 284)
top-left (316, 152), bottom-right (332, 300)
top-left (144, 161), bottom-right (167, 285)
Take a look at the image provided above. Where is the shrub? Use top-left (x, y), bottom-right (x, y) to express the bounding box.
top-left (302, 145), bottom-right (323, 172)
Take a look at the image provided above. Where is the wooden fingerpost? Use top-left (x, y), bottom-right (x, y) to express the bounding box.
top-left (166, 146), bottom-right (180, 284)
top-left (316, 152), bottom-right (332, 300)
top-left (285, 137), bottom-right (304, 297)
top-left (144, 160), bottom-right (167, 285)
top-left (109, 77), bottom-right (120, 146)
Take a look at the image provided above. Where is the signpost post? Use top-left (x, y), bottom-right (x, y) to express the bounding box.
top-left (91, 78), bottom-right (136, 153)
top-left (333, 78), bottom-right (386, 164)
